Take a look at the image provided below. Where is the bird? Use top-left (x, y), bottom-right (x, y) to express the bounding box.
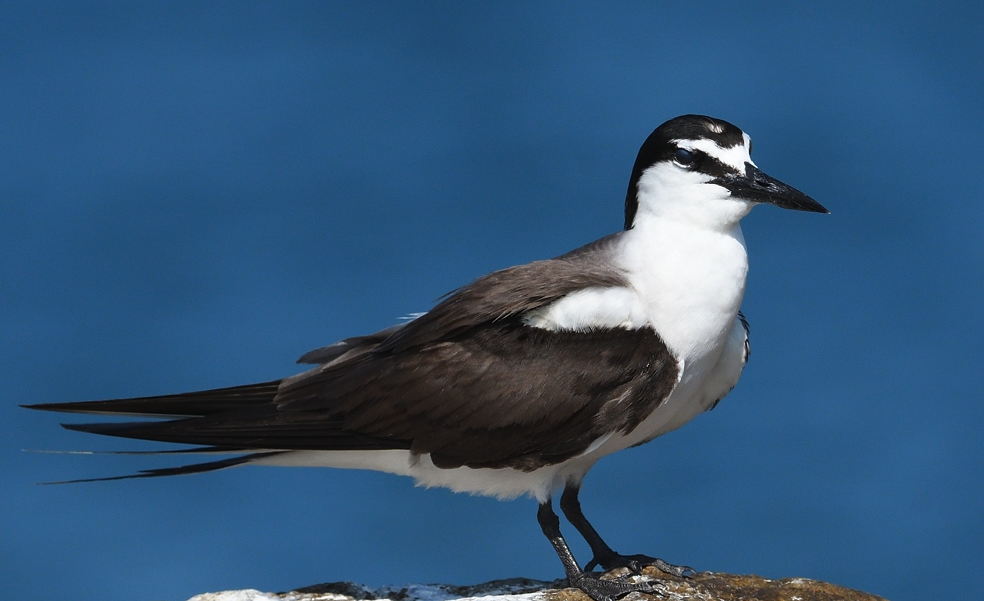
top-left (25, 114), bottom-right (827, 601)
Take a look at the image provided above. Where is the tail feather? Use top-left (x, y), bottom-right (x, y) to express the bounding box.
top-left (40, 451), bottom-right (286, 485)
top-left (59, 417), bottom-right (406, 451)
top-left (25, 376), bottom-right (402, 482)
top-left (22, 380), bottom-right (282, 418)
top-left (24, 446), bottom-right (243, 455)
top-left (24, 380), bottom-right (322, 483)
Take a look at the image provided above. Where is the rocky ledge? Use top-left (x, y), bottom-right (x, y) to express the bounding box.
top-left (187, 570), bottom-right (887, 601)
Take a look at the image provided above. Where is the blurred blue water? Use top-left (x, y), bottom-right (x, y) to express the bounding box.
top-left (2, 3), bottom-right (981, 601)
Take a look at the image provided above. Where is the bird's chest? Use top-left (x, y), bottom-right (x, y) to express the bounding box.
top-left (621, 222), bottom-right (749, 370)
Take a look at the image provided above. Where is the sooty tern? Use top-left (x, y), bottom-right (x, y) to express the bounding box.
top-left (26, 115), bottom-right (827, 601)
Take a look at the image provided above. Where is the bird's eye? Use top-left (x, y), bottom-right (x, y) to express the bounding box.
top-left (674, 148), bottom-right (695, 166)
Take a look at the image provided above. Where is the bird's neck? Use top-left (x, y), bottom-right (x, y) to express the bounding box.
top-left (620, 215), bottom-right (749, 365)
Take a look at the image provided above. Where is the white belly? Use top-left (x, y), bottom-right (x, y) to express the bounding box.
top-left (251, 448), bottom-right (593, 502)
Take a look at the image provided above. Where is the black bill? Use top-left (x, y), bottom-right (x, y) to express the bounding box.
top-left (713, 163), bottom-right (828, 213)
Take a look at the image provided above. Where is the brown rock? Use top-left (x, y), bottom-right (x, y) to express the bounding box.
top-left (545, 569), bottom-right (887, 601)
top-left (276, 571), bottom-right (887, 601)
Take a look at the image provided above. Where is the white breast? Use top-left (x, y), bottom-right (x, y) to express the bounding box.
top-left (618, 216), bottom-right (748, 366)
top-left (582, 215), bottom-right (750, 450)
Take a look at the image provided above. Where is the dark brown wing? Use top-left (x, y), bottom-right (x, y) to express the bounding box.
top-left (276, 321), bottom-right (678, 470)
top-left (59, 320), bottom-right (677, 471)
top-left (378, 234), bottom-right (626, 353)
top-left (295, 324), bottom-right (406, 365)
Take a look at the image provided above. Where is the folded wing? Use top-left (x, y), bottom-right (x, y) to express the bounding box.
top-left (27, 236), bottom-right (680, 476)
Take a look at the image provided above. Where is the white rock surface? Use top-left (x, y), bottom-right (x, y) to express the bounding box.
top-left (186, 579), bottom-right (558, 601)
top-left (188, 591), bottom-right (280, 601)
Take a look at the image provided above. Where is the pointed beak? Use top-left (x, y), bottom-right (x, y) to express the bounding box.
top-left (714, 163), bottom-right (828, 214)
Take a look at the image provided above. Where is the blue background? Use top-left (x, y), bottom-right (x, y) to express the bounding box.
top-left (2, 3), bottom-right (981, 600)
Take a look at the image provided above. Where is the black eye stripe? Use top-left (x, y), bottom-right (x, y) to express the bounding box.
top-left (700, 155), bottom-right (741, 179)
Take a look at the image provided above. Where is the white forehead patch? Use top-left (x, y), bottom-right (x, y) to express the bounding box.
top-left (675, 134), bottom-right (755, 173)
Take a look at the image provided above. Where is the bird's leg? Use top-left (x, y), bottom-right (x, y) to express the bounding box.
top-left (559, 484), bottom-right (695, 577)
top-left (537, 499), bottom-right (661, 601)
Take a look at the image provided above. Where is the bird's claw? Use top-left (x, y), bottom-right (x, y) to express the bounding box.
top-left (584, 553), bottom-right (695, 578)
top-left (649, 557), bottom-right (696, 578)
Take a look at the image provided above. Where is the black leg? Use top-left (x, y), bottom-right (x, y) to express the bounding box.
top-left (537, 499), bottom-right (660, 601)
top-left (559, 484), bottom-right (695, 577)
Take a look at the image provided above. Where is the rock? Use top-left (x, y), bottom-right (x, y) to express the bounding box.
top-left (186, 571), bottom-right (887, 601)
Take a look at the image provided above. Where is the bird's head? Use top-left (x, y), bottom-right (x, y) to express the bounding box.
top-left (624, 115), bottom-right (827, 231)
